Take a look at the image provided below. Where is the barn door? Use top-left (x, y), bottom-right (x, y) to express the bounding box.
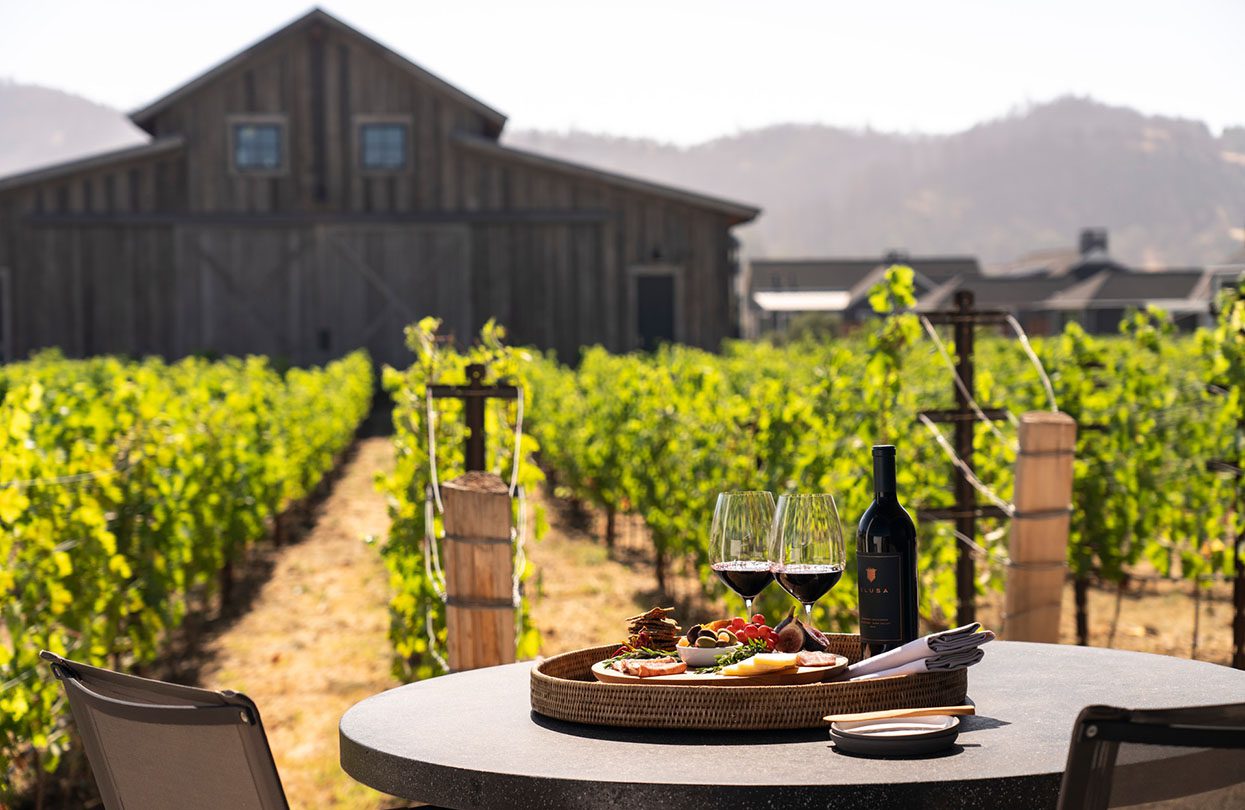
top-left (628, 264), bottom-right (683, 351)
top-left (315, 225), bottom-right (470, 368)
top-left (177, 227), bottom-right (314, 362)
top-left (177, 225), bottom-right (469, 366)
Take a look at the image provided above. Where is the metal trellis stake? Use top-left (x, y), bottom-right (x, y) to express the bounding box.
top-left (428, 363), bottom-right (519, 472)
top-left (918, 291), bottom-right (1011, 626)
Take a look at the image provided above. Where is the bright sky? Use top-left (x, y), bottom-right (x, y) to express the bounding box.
top-left (1, 0), bottom-right (1241, 144)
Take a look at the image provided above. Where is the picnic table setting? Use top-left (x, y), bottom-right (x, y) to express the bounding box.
top-left (340, 450), bottom-right (1245, 809)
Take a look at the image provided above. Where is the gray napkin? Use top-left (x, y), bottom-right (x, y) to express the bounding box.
top-left (849, 647), bottom-right (986, 681)
top-left (847, 622), bottom-right (995, 678)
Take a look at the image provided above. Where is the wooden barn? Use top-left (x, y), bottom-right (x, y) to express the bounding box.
top-left (0, 8), bottom-right (758, 367)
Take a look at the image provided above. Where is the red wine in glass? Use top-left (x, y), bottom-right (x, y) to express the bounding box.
top-left (774, 564), bottom-right (843, 604)
top-left (771, 493), bottom-right (846, 618)
top-left (711, 561), bottom-right (774, 602)
top-left (709, 491), bottom-right (776, 615)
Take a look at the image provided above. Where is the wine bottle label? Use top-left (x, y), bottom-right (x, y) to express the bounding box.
top-left (858, 552), bottom-right (902, 642)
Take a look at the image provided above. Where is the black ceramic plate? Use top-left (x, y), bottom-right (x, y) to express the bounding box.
top-left (830, 715), bottom-right (960, 757)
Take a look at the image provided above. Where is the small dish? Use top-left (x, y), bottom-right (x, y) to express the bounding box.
top-left (830, 715), bottom-right (960, 757)
top-left (676, 643), bottom-right (741, 668)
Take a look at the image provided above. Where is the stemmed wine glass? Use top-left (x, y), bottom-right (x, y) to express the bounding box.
top-left (709, 491), bottom-right (776, 617)
top-left (770, 493), bottom-right (846, 619)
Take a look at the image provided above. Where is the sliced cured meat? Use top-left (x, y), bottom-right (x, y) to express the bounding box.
top-left (633, 659), bottom-right (687, 678)
top-left (608, 656), bottom-right (685, 677)
top-left (621, 660), bottom-right (647, 676)
top-left (795, 650), bottom-right (841, 668)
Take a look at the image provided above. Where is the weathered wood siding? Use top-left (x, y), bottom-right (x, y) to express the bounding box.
top-left (0, 11), bottom-right (750, 365)
top-left (457, 145), bottom-right (736, 356)
top-left (174, 224), bottom-right (469, 367)
top-left (140, 19), bottom-right (493, 215)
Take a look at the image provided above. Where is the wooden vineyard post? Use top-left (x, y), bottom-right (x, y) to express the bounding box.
top-left (428, 362), bottom-right (521, 671)
top-left (442, 471), bottom-right (516, 671)
top-left (1004, 412), bottom-right (1077, 642)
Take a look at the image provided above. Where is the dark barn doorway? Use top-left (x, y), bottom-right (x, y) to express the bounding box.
top-left (635, 272), bottom-right (676, 351)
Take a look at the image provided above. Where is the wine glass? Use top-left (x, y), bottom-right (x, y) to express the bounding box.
top-left (709, 491), bottom-right (776, 617)
top-left (770, 493), bottom-right (846, 619)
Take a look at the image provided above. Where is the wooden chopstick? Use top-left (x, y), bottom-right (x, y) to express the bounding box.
top-left (824, 705), bottom-right (976, 724)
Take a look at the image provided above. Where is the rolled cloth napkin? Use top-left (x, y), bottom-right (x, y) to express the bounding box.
top-left (849, 647), bottom-right (985, 681)
top-left (845, 622), bottom-right (995, 679)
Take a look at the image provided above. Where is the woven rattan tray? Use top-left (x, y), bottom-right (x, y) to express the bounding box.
top-left (530, 634), bottom-right (968, 731)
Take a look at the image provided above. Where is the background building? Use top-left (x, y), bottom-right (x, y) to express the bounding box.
top-left (744, 252), bottom-right (980, 336)
top-left (747, 230), bottom-right (1243, 338)
top-left (0, 9), bottom-right (759, 366)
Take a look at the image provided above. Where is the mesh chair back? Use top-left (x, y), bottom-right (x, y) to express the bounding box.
top-left (1058, 702), bottom-right (1245, 810)
top-left (42, 651), bottom-right (289, 810)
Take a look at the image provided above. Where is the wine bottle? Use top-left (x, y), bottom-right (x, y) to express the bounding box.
top-left (856, 445), bottom-right (918, 658)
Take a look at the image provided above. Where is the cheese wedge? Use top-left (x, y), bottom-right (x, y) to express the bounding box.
top-left (719, 660), bottom-right (756, 677)
top-left (719, 652), bottom-right (799, 677)
top-left (750, 652), bottom-right (799, 672)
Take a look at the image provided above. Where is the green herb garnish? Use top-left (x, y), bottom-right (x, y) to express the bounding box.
top-left (696, 639), bottom-right (769, 674)
top-left (605, 646), bottom-right (673, 666)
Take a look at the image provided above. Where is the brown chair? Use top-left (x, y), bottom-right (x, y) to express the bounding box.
top-left (43, 650), bottom-right (289, 809)
top-left (1057, 702), bottom-right (1245, 809)
top-left (43, 651), bottom-right (432, 809)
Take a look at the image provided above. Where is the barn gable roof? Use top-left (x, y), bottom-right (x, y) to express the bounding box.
top-left (0, 136), bottom-right (184, 193)
top-left (454, 133), bottom-right (760, 224)
top-left (750, 259), bottom-right (879, 292)
top-left (128, 8), bottom-right (507, 134)
top-left (750, 256), bottom-right (979, 293)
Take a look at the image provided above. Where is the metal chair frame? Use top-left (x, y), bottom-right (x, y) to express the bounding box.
top-left (1058, 702), bottom-right (1245, 810)
top-left (43, 650), bottom-right (289, 809)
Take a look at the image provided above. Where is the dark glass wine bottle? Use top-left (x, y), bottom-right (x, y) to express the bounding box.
top-left (856, 445), bottom-right (919, 658)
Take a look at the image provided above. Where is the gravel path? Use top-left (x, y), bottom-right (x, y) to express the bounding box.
top-left (195, 437), bottom-right (398, 809)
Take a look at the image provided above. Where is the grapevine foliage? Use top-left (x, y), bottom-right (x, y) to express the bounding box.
top-left (0, 350), bottom-right (373, 794)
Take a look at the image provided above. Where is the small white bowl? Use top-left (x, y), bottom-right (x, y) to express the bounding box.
top-left (677, 643), bottom-right (742, 668)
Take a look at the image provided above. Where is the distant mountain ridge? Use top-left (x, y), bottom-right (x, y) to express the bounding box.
top-left (1, 81), bottom-right (1242, 267)
top-left (508, 98), bottom-right (1245, 267)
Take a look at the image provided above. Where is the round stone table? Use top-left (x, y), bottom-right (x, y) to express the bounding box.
top-left (340, 641), bottom-right (1245, 809)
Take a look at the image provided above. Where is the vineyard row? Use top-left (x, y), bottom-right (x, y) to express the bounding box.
top-left (1, 350), bottom-right (374, 795)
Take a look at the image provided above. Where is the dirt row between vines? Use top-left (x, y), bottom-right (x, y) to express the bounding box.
top-left (186, 440), bottom-right (717, 809)
top-left (187, 439), bottom-right (1234, 808)
top-left (193, 436), bottom-right (399, 810)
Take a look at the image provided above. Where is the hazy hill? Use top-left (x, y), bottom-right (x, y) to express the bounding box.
top-left (0, 81), bottom-right (145, 178)
top-left (1, 81), bottom-right (1241, 267)
top-left (509, 99), bottom-right (1245, 267)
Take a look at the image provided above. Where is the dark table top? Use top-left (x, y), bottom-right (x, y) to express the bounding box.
top-left (339, 641), bottom-right (1245, 809)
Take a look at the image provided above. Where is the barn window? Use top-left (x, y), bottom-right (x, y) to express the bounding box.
top-left (355, 115), bottom-right (412, 173)
top-left (234, 124), bottom-right (282, 170)
top-left (228, 115), bottom-right (288, 174)
top-left (360, 124), bottom-right (406, 169)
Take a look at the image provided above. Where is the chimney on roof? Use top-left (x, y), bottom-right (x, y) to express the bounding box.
top-left (884, 249), bottom-right (909, 264)
top-left (1079, 228), bottom-right (1108, 256)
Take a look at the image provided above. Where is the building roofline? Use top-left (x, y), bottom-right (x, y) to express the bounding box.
top-left (751, 255), bottom-right (979, 266)
top-left (0, 137), bottom-right (185, 193)
top-left (127, 8), bottom-right (507, 133)
top-left (454, 133), bottom-right (761, 224)
top-left (1038, 298), bottom-right (1208, 313)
